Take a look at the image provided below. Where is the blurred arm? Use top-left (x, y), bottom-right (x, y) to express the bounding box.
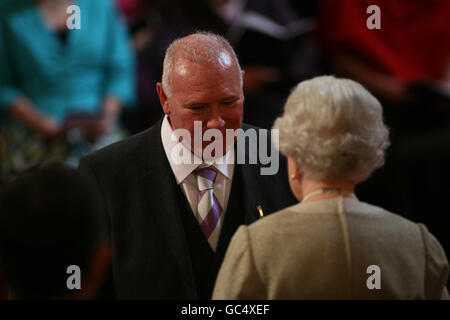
top-left (102, 1), bottom-right (136, 110)
top-left (332, 53), bottom-right (412, 105)
top-left (212, 226), bottom-right (265, 300)
top-left (0, 21), bottom-right (21, 112)
top-left (419, 224), bottom-right (449, 300)
top-left (8, 97), bottom-right (60, 138)
top-left (444, 57), bottom-right (450, 83)
top-left (0, 20), bottom-right (59, 138)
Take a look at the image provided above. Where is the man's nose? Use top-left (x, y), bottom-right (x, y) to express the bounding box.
top-left (206, 109), bottom-right (225, 129)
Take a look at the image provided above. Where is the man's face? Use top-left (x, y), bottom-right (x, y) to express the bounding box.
top-left (157, 55), bottom-right (244, 158)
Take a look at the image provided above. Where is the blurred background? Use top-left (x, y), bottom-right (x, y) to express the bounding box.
top-left (0, 0), bottom-right (449, 286)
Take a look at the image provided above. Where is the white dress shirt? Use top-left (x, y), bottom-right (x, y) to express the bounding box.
top-left (161, 116), bottom-right (235, 249)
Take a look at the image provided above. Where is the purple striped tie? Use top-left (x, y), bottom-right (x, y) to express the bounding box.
top-left (194, 167), bottom-right (222, 249)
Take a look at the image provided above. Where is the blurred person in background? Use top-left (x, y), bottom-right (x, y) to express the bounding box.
top-left (0, 0), bottom-right (135, 184)
top-left (212, 0), bottom-right (323, 129)
top-left (317, 0), bottom-right (450, 264)
top-left (317, 0), bottom-right (450, 128)
top-left (0, 127), bottom-right (4, 162)
top-left (213, 76), bottom-right (449, 299)
top-left (0, 166), bottom-right (111, 299)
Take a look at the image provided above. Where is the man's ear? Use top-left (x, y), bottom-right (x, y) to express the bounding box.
top-left (156, 83), bottom-right (170, 115)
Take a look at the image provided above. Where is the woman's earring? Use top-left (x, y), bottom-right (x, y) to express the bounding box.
top-left (290, 173), bottom-right (296, 180)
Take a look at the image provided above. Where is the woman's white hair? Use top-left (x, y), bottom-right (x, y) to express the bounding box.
top-left (273, 76), bottom-right (390, 183)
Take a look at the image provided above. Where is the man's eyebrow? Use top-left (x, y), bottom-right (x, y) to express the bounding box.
top-left (186, 101), bottom-right (208, 107)
top-left (184, 95), bottom-right (240, 107)
top-left (221, 95), bottom-right (239, 101)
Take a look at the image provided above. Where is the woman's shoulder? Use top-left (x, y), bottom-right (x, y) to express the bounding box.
top-left (245, 198), bottom-right (423, 240)
top-left (249, 202), bottom-right (304, 228)
top-left (244, 201), bottom-right (336, 243)
top-left (343, 199), bottom-right (420, 228)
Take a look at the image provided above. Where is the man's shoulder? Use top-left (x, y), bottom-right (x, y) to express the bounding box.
top-left (241, 123), bottom-right (271, 132)
top-left (241, 123), bottom-right (259, 131)
top-left (239, 123), bottom-right (276, 148)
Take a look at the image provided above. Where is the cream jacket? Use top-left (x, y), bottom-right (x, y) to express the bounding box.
top-left (213, 198), bottom-right (449, 299)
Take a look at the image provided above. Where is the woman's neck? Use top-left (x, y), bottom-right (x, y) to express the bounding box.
top-left (301, 178), bottom-right (356, 203)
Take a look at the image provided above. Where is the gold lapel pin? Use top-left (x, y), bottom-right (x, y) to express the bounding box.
top-left (256, 205), bottom-right (264, 218)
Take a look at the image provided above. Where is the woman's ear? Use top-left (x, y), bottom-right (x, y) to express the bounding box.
top-left (288, 157), bottom-right (301, 180)
top-left (287, 156), bottom-right (304, 202)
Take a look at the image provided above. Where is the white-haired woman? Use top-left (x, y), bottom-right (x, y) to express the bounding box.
top-left (213, 76), bottom-right (449, 299)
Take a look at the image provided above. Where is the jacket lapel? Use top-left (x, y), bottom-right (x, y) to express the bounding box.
top-left (138, 119), bottom-right (197, 298)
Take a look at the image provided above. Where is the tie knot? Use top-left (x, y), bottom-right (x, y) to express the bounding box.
top-left (194, 167), bottom-right (217, 191)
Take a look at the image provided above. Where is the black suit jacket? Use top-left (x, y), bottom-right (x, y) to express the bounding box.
top-left (78, 118), bottom-right (296, 299)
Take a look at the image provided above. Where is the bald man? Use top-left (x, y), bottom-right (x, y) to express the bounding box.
top-left (78, 32), bottom-right (296, 299)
